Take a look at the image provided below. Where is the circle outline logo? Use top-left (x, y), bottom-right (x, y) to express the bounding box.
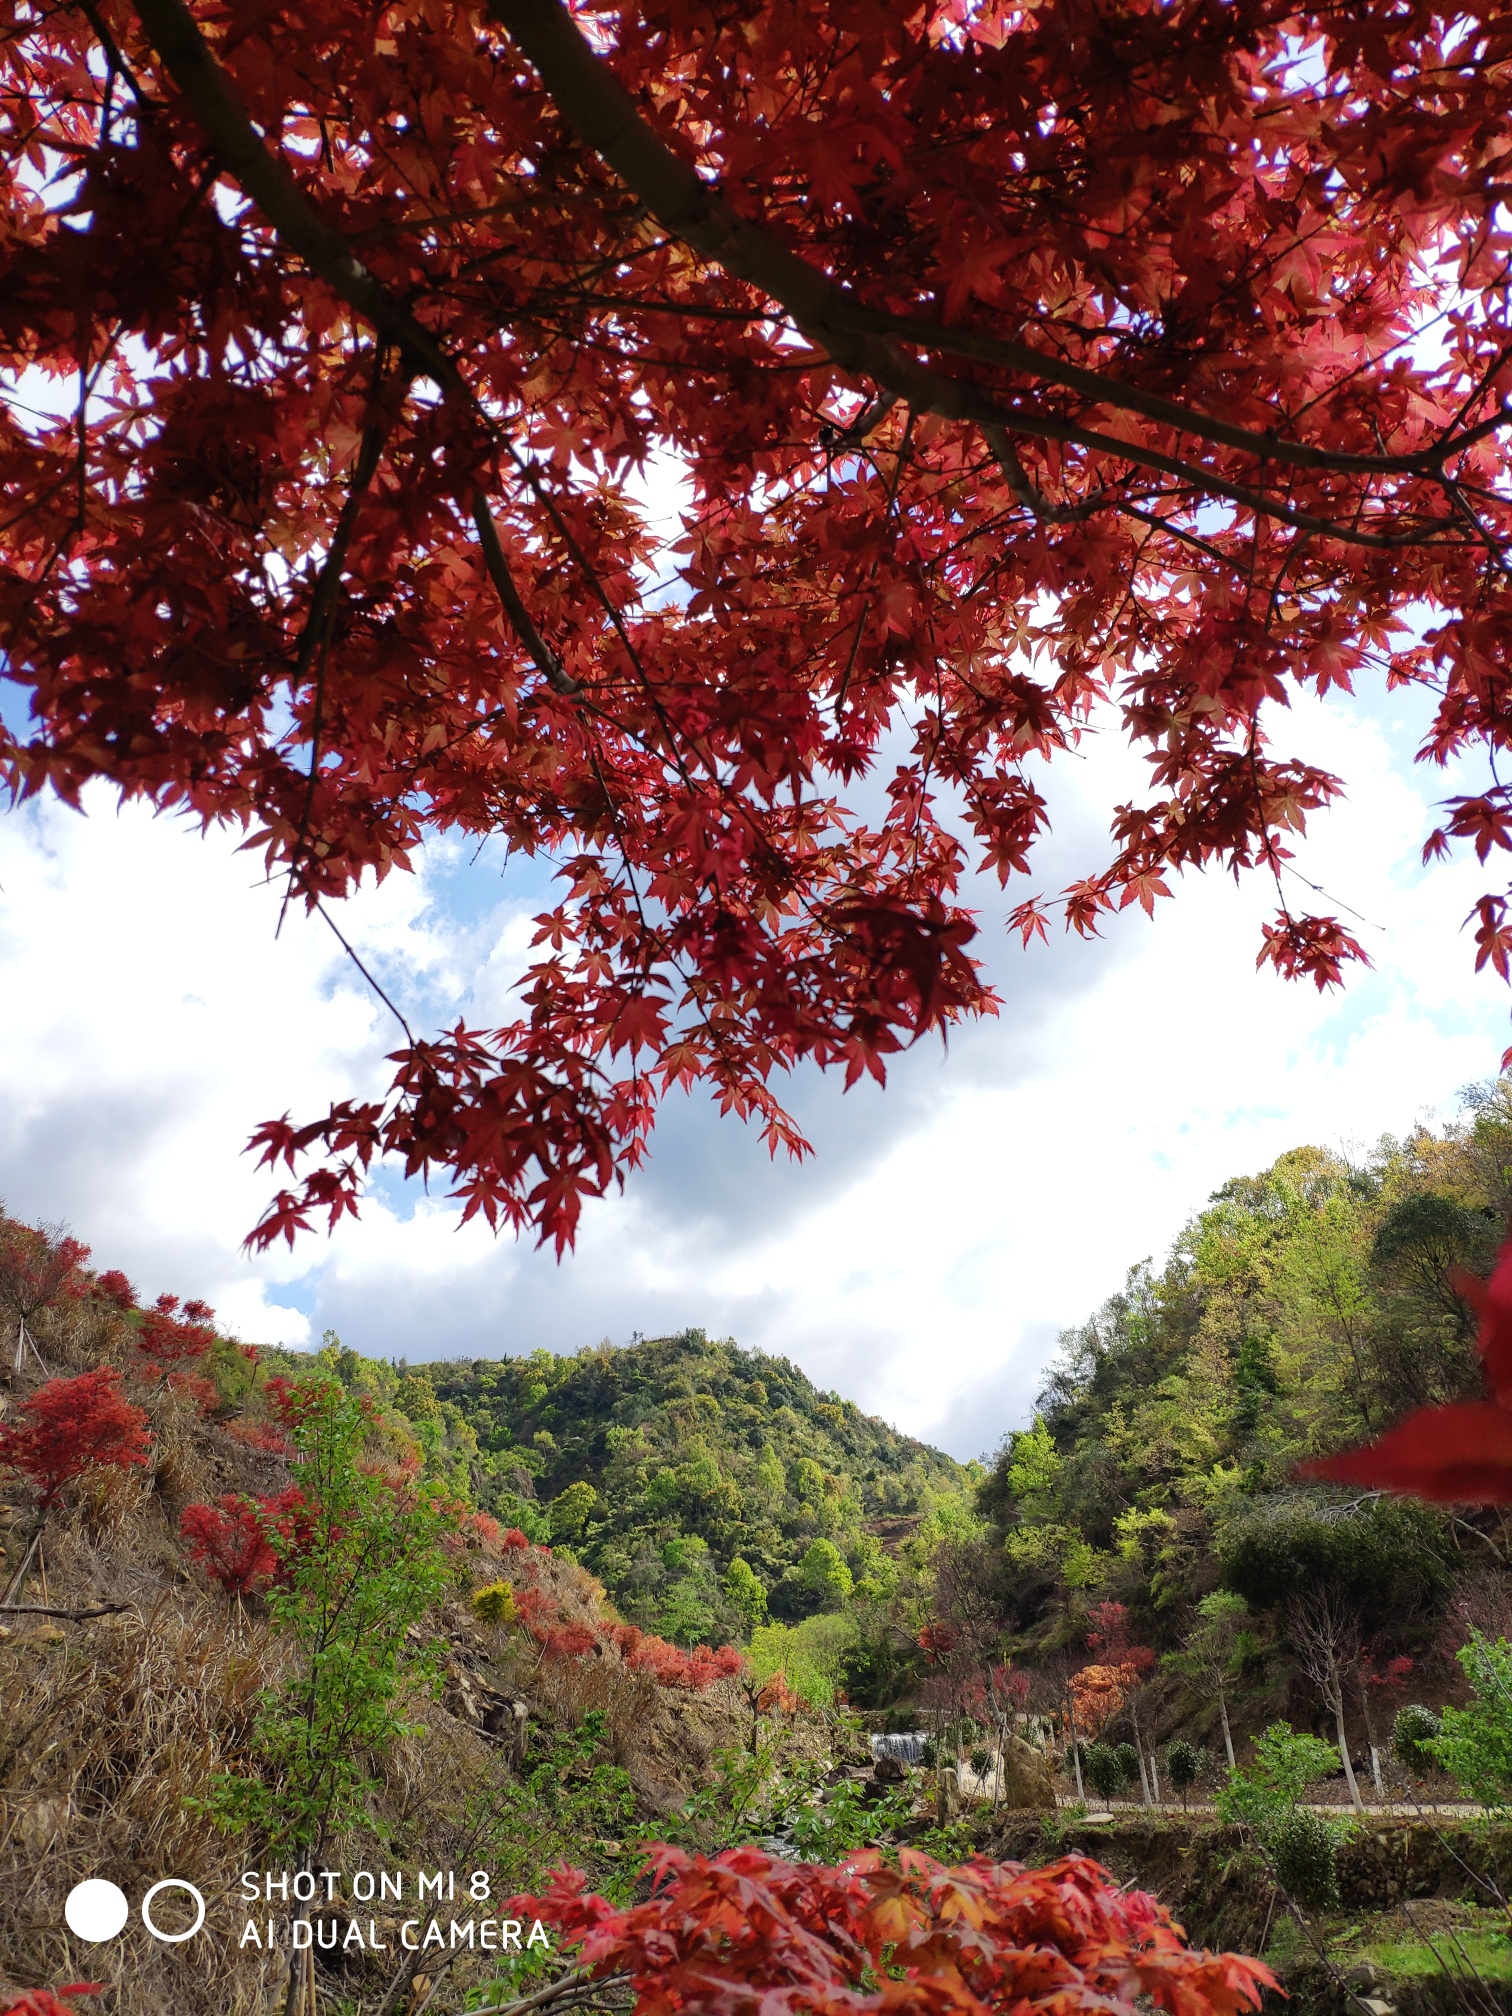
top-left (140, 1878), bottom-right (206, 1943)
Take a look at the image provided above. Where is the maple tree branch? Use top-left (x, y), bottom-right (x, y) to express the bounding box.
top-left (489, 0), bottom-right (1499, 550)
top-left (981, 423), bottom-right (1112, 526)
top-left (120, 0), bottom-right (648, 741)
top-left (469, 491), bottom-right (581, 696)
top-left (127, 0), bottom-right (461, 394)
top-left (75, 0), bottom-right (158, 114)
top-left (860, 308), bottom-right (1512, 481)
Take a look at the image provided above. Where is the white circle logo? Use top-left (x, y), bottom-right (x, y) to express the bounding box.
top-left (64, 1879), bottom-right (129, 1943)
top-left (141, 1878), bottom-right (206, 1943)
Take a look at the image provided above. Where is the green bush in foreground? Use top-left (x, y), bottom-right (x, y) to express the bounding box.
top-left (207, 1378), bottom-right (454, 1850)
top-left (1430, 1636), bottom-right (1512, 1807)
top-left (1218, 1721), bottom-right (1347, 1914)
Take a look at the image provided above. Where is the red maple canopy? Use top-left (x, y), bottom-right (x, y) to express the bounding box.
top-left (4, 0), bottom-right (1511, 1248)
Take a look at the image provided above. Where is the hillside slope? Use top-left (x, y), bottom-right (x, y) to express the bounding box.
top-left (929, 1081), bottom-right (1512, 1772)
top-left (0, 1246), bottom-right (807, 2015)
top-left (421, 1331), bottom-right (968, 1647)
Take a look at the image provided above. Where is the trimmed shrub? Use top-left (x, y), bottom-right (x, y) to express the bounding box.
top-left (1084, 1743), bottom-right (1128, 1801)
top-left (1392, 1702), bottom-right (1442, 1775)
top-left (1167, 1739), bottom-right (1205, 1801)
top-left (1270, 1806), bottom-right (1340, 1912)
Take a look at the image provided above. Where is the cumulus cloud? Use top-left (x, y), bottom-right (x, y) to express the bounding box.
top-left (0, 673), bottom-right (1505, 1458)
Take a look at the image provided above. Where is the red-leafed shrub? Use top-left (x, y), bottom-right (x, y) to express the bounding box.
top-left (755, 1672), bottom-right (801, 1716)
top-left (512, 1585), bottom-right (559, 1636)
top-left (542, 1622), bottom-right (600, 1661)
top-left (0, 1368), bottom-right (151, 1508)
top-left (262, 1486), bottom-right (317, 1579)
top-left (441, 1507), bottom-right (506, 1564)
top-left (167, 1371), bottom-right (220, 1413)
top-left (93, 1268), bottom-right (136, 1311)
top-left (512, 1847), bottom-right (1274, 2016)
top-left (0, 1222), bottom-right (91, 1325)
top-left (685, 1645), bottom-right (743, 1687)
top-left (499, 1527), bottom-right (530, 1552)
top-left (0, 1987), bottom-right (102, 2015)
top-left (137, 1291), bottom-right (216, 1371)
top-left (181, 1496), bottom-right (280, 1596)
top-left (916, 1620), bottom-right (956, 1662)
top-left (225, 1418), bottom-right (293, 1456)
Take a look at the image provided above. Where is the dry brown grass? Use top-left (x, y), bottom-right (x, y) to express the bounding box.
top-left (0, 1604), bottom-right (289, 2013)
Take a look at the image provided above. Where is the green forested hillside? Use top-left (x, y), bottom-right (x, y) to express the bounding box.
top-left (972, 1081), bottom-right (1512, 1677)
top-left (403, 1329), bottom-right (968, 1649)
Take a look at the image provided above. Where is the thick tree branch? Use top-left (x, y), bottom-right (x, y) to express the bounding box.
top-left (0, 1601), bottom-right (132, 1621)
top-left (126, 0), bottom-right (1482, 555)
top-left (129, 0), bottom-right (461, 393)
top-left (488, 0), bottom-right (1497, 550)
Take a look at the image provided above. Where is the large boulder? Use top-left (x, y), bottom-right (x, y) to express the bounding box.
top-left (998, 1734), bottom-right (1057, 1810)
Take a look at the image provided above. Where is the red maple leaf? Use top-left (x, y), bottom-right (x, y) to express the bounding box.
top-left (1300, 1238), bottom-right (1512, 1501)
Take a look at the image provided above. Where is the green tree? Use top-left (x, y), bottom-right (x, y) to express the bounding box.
top-left (1218, 1721), bottom-right (1348, 1911)
top-left (1218, 1721), bottom-right (1339, 1834)
top-left (209, 1378), bottom-right (454, 1852)
top-left (723, 1555), bottom-right (768, 1636)
top-left (798, 1537), bottom-right (854, 1610)
top-left (551, 1478), bottom-right (599, 1540)
top-left (1429, 1637), bottom-right (1512, 1808)
top-left (1393, 1702), bottom-right (1442, 1777)
top-left (1179, 1591), bottom-right (1249, 1770)
top-left (1166, 1740), bottom-right (1205, 1810)
top-left (1084, 1743), bottom-right (1129, 1803)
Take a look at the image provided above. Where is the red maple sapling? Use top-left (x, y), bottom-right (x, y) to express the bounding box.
top-left (0, 1369), bottom-right (151, 1511)
top-left (180, 1496), bottom-right (280, 1597)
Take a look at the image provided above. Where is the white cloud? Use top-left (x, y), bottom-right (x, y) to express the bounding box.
top-left (0, 678), bottom-right (1505, 1456)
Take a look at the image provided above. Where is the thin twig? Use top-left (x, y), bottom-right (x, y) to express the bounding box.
top-left (463, 1973), bottom-right (631, 2016)
top-left (314, 901), bottom-right (416, 1044)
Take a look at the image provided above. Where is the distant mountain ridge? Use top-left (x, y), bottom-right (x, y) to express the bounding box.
top-left (409, 1329), bottom-right (967, 1648)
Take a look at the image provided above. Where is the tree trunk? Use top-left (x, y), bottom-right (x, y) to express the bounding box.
top-left (1358, 1686), bottom-right (1383, 1799)
top-left (1131, 1700), bottom-right (1152, 1804)
top-left (1217, 1686), bottom-right (1236, 1772)
top-left (1148, 1749), bottom-right (1161, 1803)
top-left (0, 1516), bottom-right (45, 1608)
top-left (1330, 1688), bottom-right (1364, 1812)
top-left (1066, 1697), bottom-right (1084, 1802)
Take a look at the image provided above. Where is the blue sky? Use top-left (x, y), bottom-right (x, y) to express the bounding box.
top-left (0, 663), bottom-right (1506, 1458)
